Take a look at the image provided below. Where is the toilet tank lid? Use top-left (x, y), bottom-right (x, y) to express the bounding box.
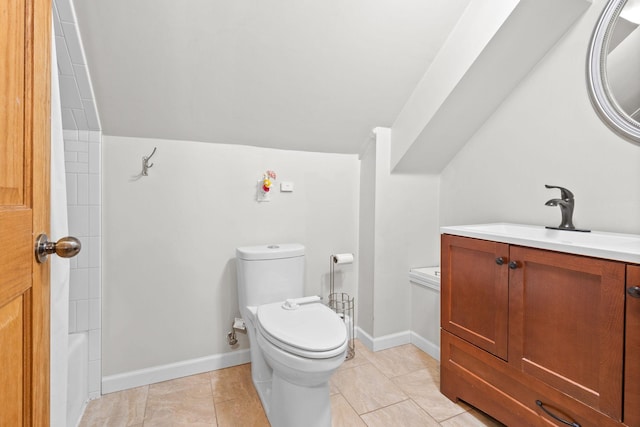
top-left (236, 243), bottom-right (304, 260)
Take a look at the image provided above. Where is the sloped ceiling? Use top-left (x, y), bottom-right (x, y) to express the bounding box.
top-left (73, 0), bottom-right (473, 154)
top-left (391, 0), bottom-right (592, 173)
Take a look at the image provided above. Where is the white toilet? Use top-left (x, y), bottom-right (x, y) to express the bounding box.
top-left (236, 243), bottom-right (348, 427)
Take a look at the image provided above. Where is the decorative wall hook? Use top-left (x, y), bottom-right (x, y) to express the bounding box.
top-left (141, 147), bottom-right (157, 176)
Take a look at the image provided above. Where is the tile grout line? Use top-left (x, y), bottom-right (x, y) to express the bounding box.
top-left (208, 372), bottom-right (220, 427)
top-left (140, 386), bottom-right (149, 426)
top-left (355, 395), bottom-right (413, 416)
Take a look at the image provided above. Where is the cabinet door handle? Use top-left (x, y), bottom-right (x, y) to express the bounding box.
top-left (628, 286), bottom-right (640, 298)
top-left (495, 257), bottom-right (505, 265)
top-left (508, 261), bottom-right (519, 269)
top-left (535, 400), bottom-right (581, 427)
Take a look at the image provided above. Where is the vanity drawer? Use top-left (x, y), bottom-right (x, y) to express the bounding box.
top-left (441, 330), bottom-right (621, 427)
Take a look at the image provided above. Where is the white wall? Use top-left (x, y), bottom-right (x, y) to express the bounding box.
top-left (440, 0), bottom-right (640, 235)
top-left (358, 141), bottom-right (376, 336)
top-left (102, 136), bottom-right (359, 377)
top-left (358, 128), bottom-right (440, 342)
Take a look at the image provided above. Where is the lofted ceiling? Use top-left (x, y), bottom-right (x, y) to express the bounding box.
top-left (73, 0), bottom-right (473, 155)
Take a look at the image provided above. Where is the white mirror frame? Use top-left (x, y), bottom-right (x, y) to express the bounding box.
top-left (587, 0), bottom-right (640, 145)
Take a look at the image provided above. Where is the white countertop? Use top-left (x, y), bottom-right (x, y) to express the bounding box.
top-left (440, 223), bottom-right (640, 264)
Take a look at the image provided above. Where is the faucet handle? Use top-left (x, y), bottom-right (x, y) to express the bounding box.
top-left (545, 184), bottom-right (574, 200)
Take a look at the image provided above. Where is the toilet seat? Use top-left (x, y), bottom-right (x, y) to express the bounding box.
top-left (256, 301), bottom-right (347, 359)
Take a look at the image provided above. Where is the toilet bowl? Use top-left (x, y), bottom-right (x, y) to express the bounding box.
top-left (236, 244), bottom-right (349, 427)
top-left (256, 301), bottom-right (347, 426)
top-left (257, 301), bottom-right (348, 383)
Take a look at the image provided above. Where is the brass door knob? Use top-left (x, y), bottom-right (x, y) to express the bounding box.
top-left (35, 234), bottom-right (81, 263)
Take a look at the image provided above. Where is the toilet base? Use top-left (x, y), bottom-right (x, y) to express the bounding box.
top-left (243, 304), bottom-right (346, 427)
top-left (267, 373), bottom-right (331, 427)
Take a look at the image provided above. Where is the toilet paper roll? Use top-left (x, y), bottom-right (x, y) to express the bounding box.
top-left (332, 253), bottom-right (354, 265)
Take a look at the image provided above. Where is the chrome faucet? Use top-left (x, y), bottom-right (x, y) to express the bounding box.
top-left (544, 184), bottom-right (578, 231)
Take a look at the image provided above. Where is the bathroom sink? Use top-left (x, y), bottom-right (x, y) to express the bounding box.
top-left (440, 223), bottom-right (640, 263)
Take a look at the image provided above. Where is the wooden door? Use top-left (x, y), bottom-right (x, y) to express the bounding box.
top-left (625, 265), bottom-right (640, 427)
top-left (508, 246), bottom-right (625, 420)
top-left (0, 0), bottom-right (51, 425)
top-left (441, 234), bottom-right (509, 360)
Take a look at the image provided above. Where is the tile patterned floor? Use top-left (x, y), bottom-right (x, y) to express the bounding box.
top-left (80, 341), bottom-right (505, 426)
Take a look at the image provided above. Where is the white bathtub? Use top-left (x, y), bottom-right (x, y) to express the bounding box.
top-left (409, 267), bottom-right (441, 361)
top-left (67, 332), bottom-right (88, 427)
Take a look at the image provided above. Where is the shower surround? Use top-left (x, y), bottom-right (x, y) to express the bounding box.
top-left (53, 0), bottom-right (103, 411)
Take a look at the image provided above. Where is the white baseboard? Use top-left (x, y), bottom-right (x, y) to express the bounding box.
top-left (410, 331), bottom-right (440, 361)
top-left (102, 349), bottom-right (251, 394)
top-left (356, 327), bottom-right (440, 360)
top-left (354, 327), bottom-right (375, 349)
top-left (102, 331), bottom-right (439, 394)
top-left (355, 327), bottom-right (410, 352)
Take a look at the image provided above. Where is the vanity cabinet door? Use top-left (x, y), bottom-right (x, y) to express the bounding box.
top-left (441, 235), bottom-right (509, 360)
top-left (508, 246), bottom-right (625, 420)
top-left (625, 265), bottom-right (640, 427)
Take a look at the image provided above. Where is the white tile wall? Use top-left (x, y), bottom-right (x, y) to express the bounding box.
top-left (54, 0), bottom-right (102, 398)
top-left (64, 129), bottom-right (102, 399)
top-left (53, 0), bottom-right (100, 132)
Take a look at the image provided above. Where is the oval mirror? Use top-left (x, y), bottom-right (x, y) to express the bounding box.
top-left (587, 0), bottom-right (640, 145)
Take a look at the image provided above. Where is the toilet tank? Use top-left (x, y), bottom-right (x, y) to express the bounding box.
top-left (236, 244), bottom-right (305, 309)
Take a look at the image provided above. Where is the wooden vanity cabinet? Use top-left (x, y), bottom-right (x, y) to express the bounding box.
top-left (509, 245), bottom-right (625, 419)
top-left (626, 265), bottom-right (640, 426)
top-left (441, 234), bottom-right (632, 427)
top-left (441, 235), bottom-right (509, 359)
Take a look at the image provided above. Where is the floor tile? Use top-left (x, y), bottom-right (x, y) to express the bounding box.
top-left (210, 363), bottom-right (256, 404)
top-left (360, 399), bottom-right (440, 427)
top-left (367, 344), bottom-right (438, 378)
top-left (392, 368), bottom-right (469, 422)
top-left (214, 395), bottom-right (270, 427)
top-left (80, 386), bottom-right (148, 426)
top-left (144, 374), bottom-right (216, 426)
top-left (338, 340), bottom-right (373, 371)
top-left (331, 363), bottom-right (407, 414)
top-left (143, 420), bottom-right (215, 427)
top-left (330, 393), bottom-right (366, 427)
top-left (147, 372), bottom-right (211, 393)
top-left (78, 341), bottom-right (510, 427)
top-left (80, 415), bottom-right (140, 427)
top-left (440, 409), bottom-right (506, 427)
